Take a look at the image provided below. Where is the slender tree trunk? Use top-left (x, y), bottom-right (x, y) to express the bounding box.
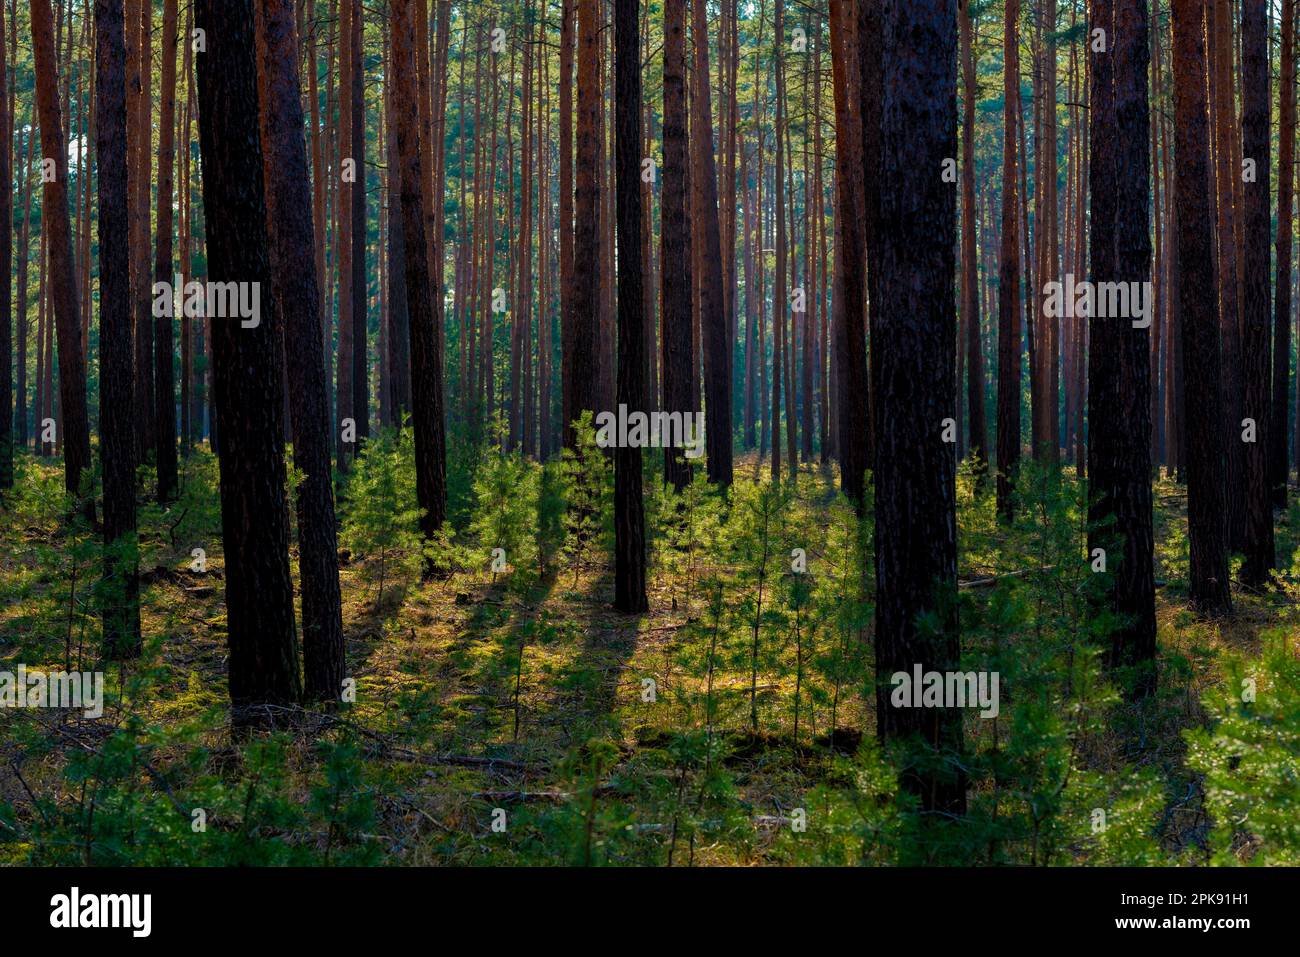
top-left (0, 1), bottom-right (10, 491)
top-left (559, 0), bottom-right (575, 450)
top-left (691, 0), bottom-right (732, 487)
top-left (95, 0), bottom-right (140, 657)
top-left (1239, 0), bottom-right (1273, 584)
top-left (391, 0), bottom-right (447, 569)
top-left (662, 0), bottom-right (693, 489)
top-left (1211, 0), bottom-right (1245, 550)
top-left (829, 0), bottom-right (868, 508)
top-left (15, 98), bottom-right (33, 450)
top-left (336, 0), bottom-right (355, 469)
top-left (1273, 0), bottom-right (1295, 508)
top-left (154, 0), bottom-right (179, 503)
top-left (960, 0), bottom-right (986, 482)
top-left (1171, 0), bottom-right (1231, 615)
top-left (30, 0), bottom-right (92, 503)
top-left (349, 0), bottom-right (366, 443)
top-left (613, 0), bottom-right (647, 613)
top-left (996, 0), bottom-right (1022, 520)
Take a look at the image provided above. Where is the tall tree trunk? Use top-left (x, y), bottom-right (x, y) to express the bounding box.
top-left (1088, 0), bottom-right (1157, 697)
top-left (829, 0), bottom-right (868, 508)
top-left (558, 0), bottom-right (575, 451)
top-left (15, 98), bottom-right (33, 450)
top-left (95, 0), bottom-right (140, 657)
top-left (875, 0), bottom-right (965, 820)
top-left (996, 0), bottom-right (1021, 520)
top-left (385, 40), bottom-right (411, 425)
top-left (0, 1), bottom-right (9, 491)
top-left (692, 0), bottom-right (732, 487)
top-left (1171, 0), bottom-right (1231, 615)
top-left (960, 0), bottom-right (986, 482)
top-left (661, 0), bottom-right (693, 489)
top-left (30, 0), bottom-right (92, 504)
top-left (1211, 0), bottom-right (1245, 550)
top-left (1239, 0), bottom-right (1274, 584)
top-left (771, 0), bottom-right (786, 483)
top-left (1273, 0), bottom-right (1295, 508)
top-left (154, 0), bottom-right (179, 503)
top-left (194, 0), bottom-right (303, 726)
top-left (349, 0), bottom-right (367, 444)
top-left (613, 0), bottom-right (647, 613)
top-left (336, 0), bottom-right (355, 469)
top-left (258, 0), bottom-right (347, 701)
top-left (391, 0), bottom-right (447, 569)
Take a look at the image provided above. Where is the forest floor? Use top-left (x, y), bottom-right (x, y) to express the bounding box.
top-left (1, 447), bottom-right (1297, 866)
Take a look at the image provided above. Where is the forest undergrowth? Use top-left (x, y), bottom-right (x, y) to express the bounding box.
top-left (2, 425), bottom-right (1298, 866)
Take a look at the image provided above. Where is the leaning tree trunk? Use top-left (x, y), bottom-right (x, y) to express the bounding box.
top-left (1170, 0), bottom-right (1231, 616)
top-left (874, 0), bottom-right (965, 819)
top-left (30, 0), bottom-right (92, 505)
top-left (258, 0), bottom-right (347, 701)
top-left (194, 0), bottom-right (302, 726)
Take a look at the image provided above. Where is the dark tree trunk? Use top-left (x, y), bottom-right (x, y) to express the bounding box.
top-left (95, 0), bottom-right (140, 657)
top-left (1088, 0), bottom-right (1157, 696)
top-left (0, 2), bottom-right (9, 491)
top-left (1171, 0), bottom-right (1231, 615)
top-left (336, 0), bottom-right (355, 469)
top-left (661, 0), bottom-right (693, 490)
top-left (385, 59), bottom-right (411, 424)
top-left (691, 0), bottom-right (732, 487)
top-left (1273, 0), bottom-right (1295, 509)
top-left (154, 0), bottom-right (179, 504)
top-left (1211, 0), bottom-right (1245, 552)
top-left (30, 0), bottom-right (92, 505)
top-left (859, 0), bottom-right (881, 471)
top-left (613, 0), bottom-right (647, 613)
top-left (1239, 0), bottom-right (1274, 585)
top-left (960, 0), bottom-right (987, 482)
top-left (566, 0), bottom-right (600, 453)
top-left (194, 0), bottom-right (302, 725)
top-left (828, 0), bottom-right (868, 509)
top-left (391, 0), bottom-right (447, 566)
top-left (874, 0), bottom-right (965, 819)
top-left (559, 0), bottom-right (575, 453)
top-left (259, 0), bottom-right (346, 701)
top-left (996, 0), bottom-right (1021, 521)
top-left (350, 0), bottom-right (367, 444)
top-left (132, 0), bottom-right (155, 466)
